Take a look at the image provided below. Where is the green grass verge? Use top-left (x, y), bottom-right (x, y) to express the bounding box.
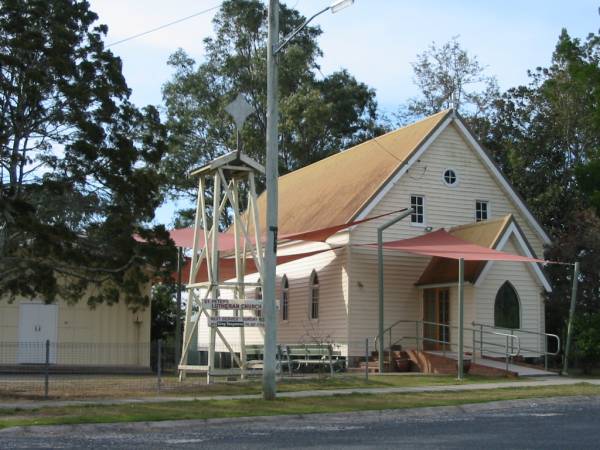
top-left (1, 383), bottom-right (598, 429)
top-left (169, 374), bottom-right (518, 396)
top-left (0, 373), bottom-right (519, 401)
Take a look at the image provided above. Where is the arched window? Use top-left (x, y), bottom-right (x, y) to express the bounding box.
top-left (255, 279), bottom-right (262, 319)
top-left (310, 270), bottom-right (319, 320)
top-left (494, 281), bottom-right (520, 329)
top-left (281, 275), bottom-right (289, 321)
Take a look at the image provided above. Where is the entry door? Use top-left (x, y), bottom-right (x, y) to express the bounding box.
top-left (423, 288), bottom-right (450, 350)
top-left (18, 303), bottom-right (58, 364)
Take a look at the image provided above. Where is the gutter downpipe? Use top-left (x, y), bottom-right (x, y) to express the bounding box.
top-left (377, 209), bottom-right (414, 373)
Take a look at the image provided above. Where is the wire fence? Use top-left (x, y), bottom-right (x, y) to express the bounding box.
top-left (0, 340), bottom-right (211, 400)
top-left (0, 340), bottom-right (353, 400)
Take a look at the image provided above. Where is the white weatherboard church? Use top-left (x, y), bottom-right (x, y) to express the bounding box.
top-left (196, 109), bottom-right (552, 365)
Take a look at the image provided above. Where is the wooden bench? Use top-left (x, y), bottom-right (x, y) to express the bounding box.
top-left (283, 344), bottom-right (344, 375)
top-left (239, 344), bottom-right (344, 375)
top-left (243, 344), bottom-right (286, 371)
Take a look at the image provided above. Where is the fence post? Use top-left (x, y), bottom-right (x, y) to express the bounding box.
top-left (286, 345), bottom-right (292, 377)
top-left (505, 334), bottom-right (509, 373)
top-left (44, 339), bottom-right (50, 399)
top-left (472, 328), bottom-right (476, 364)
top-left (480, 324), bottom-right (484, 358)
top-left (157, 339), bottom-right (162, 395)
top-left (388, 329), bottom-right (392, 369)
top-left (544, 336), bottom-right (548, 371)
top-left (415, 321), bottom-right (420, 352)
top-left (365, 338), bottom-right (369, 381)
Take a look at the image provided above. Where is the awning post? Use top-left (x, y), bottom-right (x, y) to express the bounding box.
top-left (377, 209), bottom-right (413, 374)
top-left (563, 261), bottom-right (580, 375)
top-left (457, 257), bottom-right (465, 380)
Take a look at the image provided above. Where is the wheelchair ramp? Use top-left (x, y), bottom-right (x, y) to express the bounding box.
top-left (427, 351), bottom-right (558, 377)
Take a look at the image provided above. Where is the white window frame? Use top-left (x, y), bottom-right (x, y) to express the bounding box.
top-left (442, 168), bottom-right (459, 187)
top-left (475, 199), bottom-right (490, 222)
top-left (410, 194), bottom-right (426, 227)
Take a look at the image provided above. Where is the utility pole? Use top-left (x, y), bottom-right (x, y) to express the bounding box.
top-left (263, 0), bottom-right (355, 401)
top-left (175, 246), bottom-right (183, 367)
top-left (563, 261), bottom-right (580, 375)
top-left (263, 0), bottom-right (279, 401)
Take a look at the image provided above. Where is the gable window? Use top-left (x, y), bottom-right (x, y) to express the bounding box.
top-left (255, 280), bottom-right (262, 319)
top-left (476, 200), bottom-right (489, 222)
top-left (410, 195), bottom-right (425, 225)
top-left (443, 168), bottom-right (458, 186)
top-left (310, 270), bottom-right (319, 320)
top-left (281, 275), bottom-right (289, 321)
top-left (494, 281), bottom-right (520, 329)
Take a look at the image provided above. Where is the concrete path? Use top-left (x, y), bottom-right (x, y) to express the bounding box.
top-left (1, 377), bottom-right (598, 411)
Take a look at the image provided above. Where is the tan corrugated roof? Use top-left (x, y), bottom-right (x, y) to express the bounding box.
top-left (449, 215), bottom-right (513, 248)
top-left (253, 110), bottom-right (451, 235)
top-left (416, 215), bottom-right (514, 285)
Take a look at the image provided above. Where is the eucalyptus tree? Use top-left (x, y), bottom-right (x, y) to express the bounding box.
top-left (161, 0), bottom-right (382, 216)
top-left (491, 29), bottom-right (600, 333)
top-left (396, 37), bottom-right (499, 146)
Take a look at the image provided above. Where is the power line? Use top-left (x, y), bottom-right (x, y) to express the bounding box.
top-left (106, 4), bottom-right (222, 48)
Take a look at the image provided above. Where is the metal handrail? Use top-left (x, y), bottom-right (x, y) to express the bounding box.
top-left (472, 321), bottom-right (560, 356)
top-left (472, 321), bottom-right (560, 371)
top-left (373, 319), bottom-right (521, 358)
top-left (371, 320), bottom-right (521, 375)
top-left (374, 319), bottom-right (416, 353)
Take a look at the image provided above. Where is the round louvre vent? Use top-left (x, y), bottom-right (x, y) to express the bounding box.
top-left (443, 168), bottom-right (458, 186)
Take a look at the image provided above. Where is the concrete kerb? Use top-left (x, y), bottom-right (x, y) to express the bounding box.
top-left (0, 377), bottom-right (598, 411)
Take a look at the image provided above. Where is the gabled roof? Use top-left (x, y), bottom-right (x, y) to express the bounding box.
top-left (253, 110), bottom-right (451, 235)
top-left (416, 215), bottom-right (512, 286)
top-left (249, 109), bottom-right (549, 246)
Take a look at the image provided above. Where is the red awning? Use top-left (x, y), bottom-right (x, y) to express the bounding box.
top-left (169, 227), bottom-right (237, 251)
top-left (279, 208), bottom-right (408, 243)
top-left (169, 208), bottom-right (407, 250)
top-left (375, 229), bottom-right (544, 262)
top-left (179, 247), bottom-right (339, 283)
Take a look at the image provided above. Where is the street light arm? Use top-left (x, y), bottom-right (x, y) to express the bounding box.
top-left (274, 6), bottom-right (330, 54)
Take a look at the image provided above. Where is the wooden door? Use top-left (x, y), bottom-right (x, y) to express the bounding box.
top-left (423, 288), bottom-right (450, 350)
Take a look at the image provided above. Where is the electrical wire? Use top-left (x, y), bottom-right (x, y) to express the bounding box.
top-left (106, 4), bottom-right (222, 48)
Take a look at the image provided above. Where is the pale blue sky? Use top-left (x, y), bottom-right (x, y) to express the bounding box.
top-left (88, 0), bottom-right (599, 226)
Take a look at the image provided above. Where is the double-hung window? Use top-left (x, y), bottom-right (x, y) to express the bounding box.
top-left (476, 200), bottom-right (489, 222)
top-left (410, 195), bottom-right (425, 225)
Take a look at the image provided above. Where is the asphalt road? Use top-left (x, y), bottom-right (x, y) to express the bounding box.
top-left (2, 396), bottom-right (600, 449)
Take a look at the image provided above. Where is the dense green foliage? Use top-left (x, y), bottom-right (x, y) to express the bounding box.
top-left (488, 30), bottom-right (600, 338)
top-left (150, 283), bottom-right (182, 341)
top-left (0, 0), bottom-right (174, 307)
top-left (573, 312), bottom-right (600, 373)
